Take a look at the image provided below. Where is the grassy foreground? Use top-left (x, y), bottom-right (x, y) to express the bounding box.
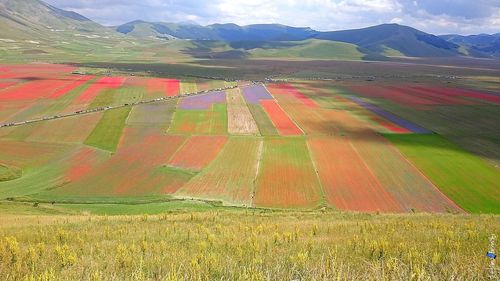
top-left (0, 205), bottom-right (498, 280)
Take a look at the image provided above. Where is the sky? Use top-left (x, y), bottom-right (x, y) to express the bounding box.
top-left (44, 0), bottom-right (500, 35)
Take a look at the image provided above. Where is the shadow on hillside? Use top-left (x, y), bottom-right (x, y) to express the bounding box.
top-left (181, 40), bottom-right (249, 59)
top-left (228, 41), bottom-right (307, 50)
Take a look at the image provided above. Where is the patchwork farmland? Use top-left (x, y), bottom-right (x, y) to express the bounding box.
top-left (0, 64), bottom-right (499, 214)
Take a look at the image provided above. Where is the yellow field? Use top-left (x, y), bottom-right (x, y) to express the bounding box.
top-left (0, 207), bottom-right (498, 280)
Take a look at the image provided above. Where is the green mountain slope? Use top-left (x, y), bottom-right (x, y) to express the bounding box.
top-left (0, 0), bottom-right (105, 39)
top-left (316, 24), bottom-right (460, 57)
top-left (0, 0), bottom-right (158, 63)
top-left (116, 21), bottom-right (318, 42)
top-left (250, 39), bottom-right (364, 60)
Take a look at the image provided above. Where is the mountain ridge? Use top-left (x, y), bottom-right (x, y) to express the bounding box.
top-left (0, 0), bottom-right (499, 60)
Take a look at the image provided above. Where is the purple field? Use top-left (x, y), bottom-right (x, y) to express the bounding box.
top-left (178, 91), bottom-right (226, 109)
top-left (350, 97), bottom-right (432, 134)
top-left (241, 85), bottom-right (274, 104)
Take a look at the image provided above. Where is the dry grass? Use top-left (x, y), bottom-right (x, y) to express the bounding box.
top-left (226, 88), bottom-right (259, 135)
top-left (0, 210), bottom-right (498, 280)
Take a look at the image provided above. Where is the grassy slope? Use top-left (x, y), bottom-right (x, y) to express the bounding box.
top-left (250, 39), bottom-right (364, 60)
top-left (385, 134), bottom-right (500, 213)
top-left (84, 107), bottom-right (131, 152)
top-left (0, 206), bottom-right (497, 280)
top-left (0, 164), bottom-right (22, 182)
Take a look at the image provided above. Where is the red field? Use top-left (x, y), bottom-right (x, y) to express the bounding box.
top-left (388, 86), bottom-right (476, 105)
top-left (268, 83), bottom-right (318, 108)
top-left (76, 77), bottom-right (126, 103)
top-left (53, 133), bottom-right (189, 196)
top-left (48, 75), bottom-right (95, 99)
top-left (410, 86), bottom-right (500, 104)
top-left (168, 135), bottom-right (227, 171)
top-left (0, 76), bottom-right (73, 101)
top-left (64, 146), bottom-right (109, 182)
top-left (260, 100), bottom-right (303, 136)
top-left (147, 78), bottom-right (180, 97)
top-left (308, 137), bottom-right (403, 212)
top-left (0, 64), bottom-right (75, 79)
top-left (348, 85), bottom-right (436, 106)
top-left (0, 82), bottom-right (15, 89)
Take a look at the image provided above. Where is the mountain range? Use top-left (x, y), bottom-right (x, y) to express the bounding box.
top-left (1, 0), bottom-right (499, 61)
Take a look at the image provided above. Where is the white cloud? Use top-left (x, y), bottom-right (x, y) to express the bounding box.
top-left (43, 0), bottom-right (500, 34)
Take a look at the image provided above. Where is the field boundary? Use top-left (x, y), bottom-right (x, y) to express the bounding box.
top-left (251, 138), bottom-right (264, 208)
top-left (305, 139), bottom-right (328, 208)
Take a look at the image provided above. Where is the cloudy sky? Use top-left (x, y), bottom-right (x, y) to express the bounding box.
top-left (44, 0), bottom-right (500, 35)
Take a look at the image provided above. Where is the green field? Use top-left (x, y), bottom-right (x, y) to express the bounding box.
top-left (88, 88), bottom-right (118, 109)
top-left (179, 81), bottom-right (198, 94)
top-left (247, 104), bottom-right (279, 136)
top-left (169, 104), bottom-right (228, 135)
top-left (87, 86), bottom-right (145, 110)
top-left (385, 134), bottom-right (500, 213)
top-left (0, 143), bottom-right (73, 198)
top-left (84, 107), bottom-right (131, 152)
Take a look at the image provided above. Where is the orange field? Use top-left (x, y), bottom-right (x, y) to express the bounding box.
top-left (27, 113), bottom-right (103, 144)
top-left (308, 137), bottom-right (403, 212)
top-left (176, 137), bottom-right (261, 205)
top-left (260, 100), bottom-right (303, 136)
top-left (254, 138), bottom-right (322, 208)
top-left (167, 135), bottom-right (227, 171)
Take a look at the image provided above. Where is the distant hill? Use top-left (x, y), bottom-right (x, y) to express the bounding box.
top-left (1, 0), bottom-right (499, 61)
top-left (181, 39), bottom-right (366, 60)
top-left (116, 21), bottom-right (470, 58)
top-left (316, 24), bottom-right (460, 57)
top-left (0, 0), bottom-right (139, 63)
top-left (0, 0), bottom-right (106, 40)
top-left (440, 33), bottom-right (500, 57)
top-left (116, 21), bottom-right (318, 41)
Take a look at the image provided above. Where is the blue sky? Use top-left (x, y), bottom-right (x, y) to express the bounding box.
top-left (44, 0), bottom-right (500, 35)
